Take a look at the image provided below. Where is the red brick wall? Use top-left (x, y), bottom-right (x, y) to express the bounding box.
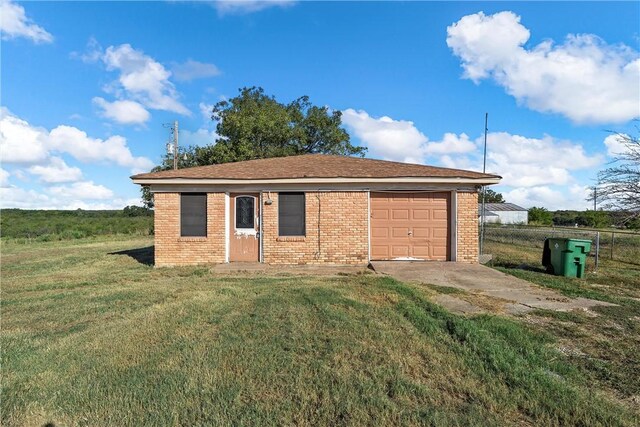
top-left (153, 192), bottom-right (225, 266)
top-left (153, 190), bottom-right (479, 266)
top-left (457, 191), bottom-right (479, 263)
top-left (261, 191), bottom-right (369, 265)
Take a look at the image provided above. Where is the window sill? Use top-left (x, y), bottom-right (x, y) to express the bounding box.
top-left (178, 236), bottom-right (207, 242)
top-left (276, 236), bottom-right (306, 242)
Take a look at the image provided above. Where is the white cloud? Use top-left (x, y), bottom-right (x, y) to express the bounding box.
top-left (603, 133), bottom-right (633, 157)
top-left (341, 108), bottom-right (429, 164)
top-left (0, 0), bottom-right (53, 43)
top-left (0, 184), bottom-right (141, 209)
top-left (503, 184), bottom-right (591, 211)
top-left (423, 132), bottom-right (476, 155)
top-left (0, 108), bottom-right (49, 164)
top-left (77, 40), bottom-right (191, 116)
top-left (0, 168), bottom-right (9, 187)
top-left (342, 107), bottom-right (601, 194)
top-left (0, 186), bottom-right (52, 209)
top-left (70, 37), bottom-right (102, 63)
top-left (199, 102), bottom-right (215, 122)
top-left (48, 126), bottom-right (154, 172)
top-left (49, 181), bottom-right (113, 200)
top-left (171, 60), bottom-right (221, 81)
top-left (483, 132), bottom-right (601, 187)
top-left (213, 0), bottom-right (296, 15)
top-left (447, 11), bottom-right (640, 124)
top-left (93, 97), bottom-right (151, 125)
top-left (27, 157), bottom-right (83, 184)
top-left (180, 128), bottom-right (218, 147)
top-left (442, 131), bottom-right (602, 188)
top-left (0, 109), bottom-right (154, 174)
top-left (342, 109), bottom-right (480, 164)
top-left (101, 44), bottom-right (190, 115)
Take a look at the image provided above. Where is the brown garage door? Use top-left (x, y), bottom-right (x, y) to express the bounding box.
top-left (370, 192), bottom-right (450, 261)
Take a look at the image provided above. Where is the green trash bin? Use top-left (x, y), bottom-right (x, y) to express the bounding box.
top-left (542, 238), bottom-right (592, 278)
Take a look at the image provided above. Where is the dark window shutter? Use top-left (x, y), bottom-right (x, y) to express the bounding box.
top-left (180, 193), bottom-right (207, 237)
top-left (279, 192), bottom-right (305, 236)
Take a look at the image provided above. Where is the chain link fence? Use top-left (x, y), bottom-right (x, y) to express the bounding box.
top-left (481, 225), bottom-right (640, 271)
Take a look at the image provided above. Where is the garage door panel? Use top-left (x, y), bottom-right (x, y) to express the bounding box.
top-left (433, 209), bottom-right (448, 220)
top-left (371, 209), bottom-right (389, 219)
top-left (432, 246), bottom-right (448, 258)
top-left (391, 246), bottom-right (409, 257)
top-left (392, 209), bottom-right (409, 219)
top-left (370, 192), bottom-right (450, 261)
top-left (391, 195), bottom-right (410, 202)
top-left (432, 228), bottom-right (448, 238)
top-left (371, 246), bottom-right (390, 259)
top-left (412, 209), bottom-right (430, 220)
top-left (371, 227), bottom-right (389, 238)
top-left (411, 245), bottom-right (430, 257)
top-left (412, 227), bottom-right (431, 238)
top-left (392, 227), bottom-right (410, 238)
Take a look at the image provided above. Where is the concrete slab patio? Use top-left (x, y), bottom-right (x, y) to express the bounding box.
top-left (370, 261), bottom-right (614, 315)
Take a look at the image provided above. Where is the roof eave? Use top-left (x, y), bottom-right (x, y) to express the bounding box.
top-left (131, 176), bottom-right (502, 186)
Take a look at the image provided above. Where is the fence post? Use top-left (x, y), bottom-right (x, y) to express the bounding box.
top-left (594, 232), bottom-right (600, 273)
top-left (611, 231), bottom-right (615, 260)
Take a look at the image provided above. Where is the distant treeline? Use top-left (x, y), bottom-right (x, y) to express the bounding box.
top-left (1, 206), bottom-right (154, 241)
top-left (529, 207), bottom-right (639, 230)
top-left (552, 210), bottom-right (639, 229)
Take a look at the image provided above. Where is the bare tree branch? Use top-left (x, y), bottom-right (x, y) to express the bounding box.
top-left (594, 132), bottom-right (640, 222)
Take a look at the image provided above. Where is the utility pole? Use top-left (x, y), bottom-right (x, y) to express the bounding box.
top-left (164, 121), bottom-right (179, 169)
top-left (173, 120), bottom-right (179, 170)
top-left (479, 113), bottom-right (488, 257)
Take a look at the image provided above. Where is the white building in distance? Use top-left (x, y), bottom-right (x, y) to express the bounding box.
top-left (479, 203), bottom-right (528, 225)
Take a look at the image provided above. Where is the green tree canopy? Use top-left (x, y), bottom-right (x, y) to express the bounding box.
top-left (482, 189), bottom-right (505, 203)
top-left (141, 87), bottom-right (365, 207)
top-left (197, 87), bottom-right (364, 163)
top-left (528, 207), bottom-right (553, 225)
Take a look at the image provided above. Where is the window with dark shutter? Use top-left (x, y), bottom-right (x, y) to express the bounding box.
top-left (180, 193), bottom-right (207, 237)
top-left (278, 192), bottom-right (305, 236)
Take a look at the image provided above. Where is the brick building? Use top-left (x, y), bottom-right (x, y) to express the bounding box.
top-left (131, 154), bottom-right (500, 266)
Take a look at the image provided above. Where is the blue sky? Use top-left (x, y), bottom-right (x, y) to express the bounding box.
top-left (1, 0), bottom-right (639, 210)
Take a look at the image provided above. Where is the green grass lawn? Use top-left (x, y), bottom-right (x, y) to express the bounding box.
top-left (2, 237), bottom-right (638, 426)
top-left (488, 241), bottom-right (640, 409)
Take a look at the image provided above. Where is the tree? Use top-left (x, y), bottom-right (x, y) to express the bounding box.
top-left (592, 132), bottom-right (640, 222)
top-left (123, 205), bottom-right (153, 217)
top-left (528, 206), bottom-right (553, 225)
top-left (141, 87), bottom-right (364, 207)
top-left (577, 210), bottom-right (611, 228)
top-left (482, 189), bottom-right (505, 203)
top-left (202, 87), bottom-right (365, 163)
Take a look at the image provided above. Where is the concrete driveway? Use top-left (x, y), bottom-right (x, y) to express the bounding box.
top-left (371, 261), bottom-right (613, 315)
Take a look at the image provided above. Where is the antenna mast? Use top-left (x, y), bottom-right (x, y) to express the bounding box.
top-left (480, 113), bottom-right (488, 258)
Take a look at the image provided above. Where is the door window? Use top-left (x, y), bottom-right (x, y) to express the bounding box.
top-left (235, 196), bottom-right (255, 229)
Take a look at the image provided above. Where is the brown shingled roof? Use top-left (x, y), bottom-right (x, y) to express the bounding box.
top-left (131, 154), bottom-right (500, 181)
